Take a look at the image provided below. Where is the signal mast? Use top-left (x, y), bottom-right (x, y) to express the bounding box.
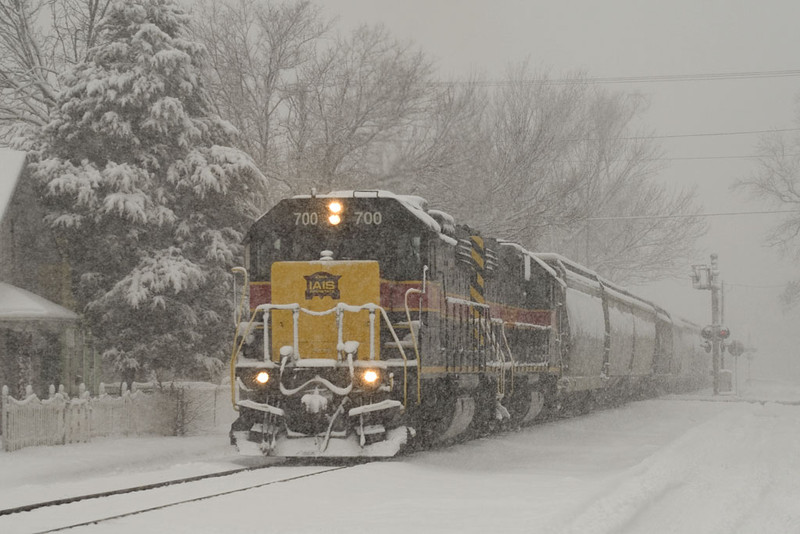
top-left (692, 253), bottom-right (730, 395)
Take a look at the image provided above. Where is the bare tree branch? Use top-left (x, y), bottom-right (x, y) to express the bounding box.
top-left (190, 0), bottom-right (329, 202)
top-left (0, 0), bottom-right (112, 144)
top-left (285, 23), bottom-right (433, 191)
top-left (403, 64), bottom-right (704, 284)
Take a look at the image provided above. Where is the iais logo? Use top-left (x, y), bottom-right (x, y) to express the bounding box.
top-left (304, 272), bottom-right (342, 300)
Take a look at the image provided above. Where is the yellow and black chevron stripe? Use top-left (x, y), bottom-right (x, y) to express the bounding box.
top-left (470, 235), bottom-right (486, 346)
top-left (470, 235), bottom-right (485, 305)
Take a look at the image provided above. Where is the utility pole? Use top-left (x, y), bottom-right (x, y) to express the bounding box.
top-left (709, 254), bottom-right (722, 395)
top-left (692, 253), bottom-right (729, 396)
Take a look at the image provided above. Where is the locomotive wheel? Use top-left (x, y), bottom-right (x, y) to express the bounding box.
top-left (412, 378), bottom-right (457, 445)
top-left (469, 375), bottom-right (505, 435)
top-left (507, 385), bottom-right (546, 425)
top-left (413, 377), bottom-right (484, 446)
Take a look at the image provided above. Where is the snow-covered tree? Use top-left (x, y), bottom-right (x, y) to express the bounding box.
top-left (34, 0), bottom-right (267, 380)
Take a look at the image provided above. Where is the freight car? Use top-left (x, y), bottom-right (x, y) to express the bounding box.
top-left (228, 191), bottom-right (708, 457)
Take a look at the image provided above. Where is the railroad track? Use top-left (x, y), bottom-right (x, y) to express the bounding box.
top-left (0, 462), bottom-right (352, 534)
top-left (0, 464), bottom-right (273, 518)
top-left (5, 395), bottom-right (754, 533)
top-left (663, 395), bottom-right (800, 406)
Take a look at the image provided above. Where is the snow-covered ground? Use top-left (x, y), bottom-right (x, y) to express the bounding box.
top-left (1, 378), bottom-right (799, 534)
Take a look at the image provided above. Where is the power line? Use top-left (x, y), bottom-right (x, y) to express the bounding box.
top-left (563, 153), bottom-right (800, 162)
top-left (625, 127), bottom-right (800, 140)
top-left (726, 282), bottom-right (788, 289)
top-left (566, 69), bottom-right (800, 85)
top-left (587, 209), bottom-right (800, 221)
top-left (447, 69), bottom-right (800, 87)
top-left (570, 128), bottom-right (799, 143)
top-left (442, 69), bottom-right (800, 142)
top-left (662, 154), bottom-right (796, 161)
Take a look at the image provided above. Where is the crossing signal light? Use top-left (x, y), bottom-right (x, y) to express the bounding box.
top-left (727, 340), bottom-right (745, 357)
top-left (700, 325), bottom-right (731, 341)
top-left (701, 326), bottom-right (714, 340)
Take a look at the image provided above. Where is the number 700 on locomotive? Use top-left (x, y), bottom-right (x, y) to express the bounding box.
top-left (229, 190), bottom-right (708, 457)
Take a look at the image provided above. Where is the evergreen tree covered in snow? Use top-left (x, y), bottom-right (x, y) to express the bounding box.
top-left (34, 0), bottom-right (267, 380)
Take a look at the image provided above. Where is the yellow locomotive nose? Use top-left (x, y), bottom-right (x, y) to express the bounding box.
top-left (271, 260), bottom-right (380, 360)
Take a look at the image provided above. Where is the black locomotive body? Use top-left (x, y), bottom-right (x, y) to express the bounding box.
top-left (229, 191), bottom-right (708, 457)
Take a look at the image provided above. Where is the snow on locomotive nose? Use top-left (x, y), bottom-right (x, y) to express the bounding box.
top-left (231, 255), bottom-right (410, 457)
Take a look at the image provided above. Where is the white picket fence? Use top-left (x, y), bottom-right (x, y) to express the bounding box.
top-left (1, 382), bottom-right (236, 452)
top-left (1, 385), bottom-right (92, 451)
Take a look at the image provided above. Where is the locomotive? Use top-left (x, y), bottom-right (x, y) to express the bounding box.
top-left (229, 190), bottom-right (708, 457)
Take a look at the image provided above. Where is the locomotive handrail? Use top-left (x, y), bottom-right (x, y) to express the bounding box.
top-left (404, 287), bottom-right (423, 405)
top-left (444, 295), bottom-right (497, 371)
top-left (229, 267), bottom-right (251, 411)
top-left (249, 302), bottom-right (413, 407)
top-left (445, 295), bottom-right (489, 308)
top-left (490, 318), bottom-right (511, 397)
top-left (279, 352), bottom-right (355, 396)
top-left (232, 267), bottom-right (249, 327)
top-left (254, 302), bottom-right (397, 360)
top-left (229, 308), bottom-right (264, 410)
top-left (507, 321), bottom-right (551, 331)
top-left (376, 305), bottom-right (411, 407)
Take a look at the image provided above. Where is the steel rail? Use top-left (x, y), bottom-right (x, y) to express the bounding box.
top-left (0, 465), bottom-right (278, 518)
top-left (19, 465), bottom-right (350, 534)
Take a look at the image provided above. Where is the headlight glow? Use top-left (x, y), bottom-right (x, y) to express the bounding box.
top-left (255, 370), bottom-right (270, 384)
top-left (362, 370), bottom-right (379, 384)
top-left (328, 201), bottom-right (343, 225)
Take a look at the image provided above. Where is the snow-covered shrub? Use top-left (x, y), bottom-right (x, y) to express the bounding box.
top-left (33, 0), bottom-right (268, 382)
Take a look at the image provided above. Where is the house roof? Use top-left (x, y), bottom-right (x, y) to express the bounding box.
top-left (0, 149), bottom-right (79, 324)
top-left (0, 148), bottom-right (27, 223)
top-left (0, 283), bottom-right (79, 323)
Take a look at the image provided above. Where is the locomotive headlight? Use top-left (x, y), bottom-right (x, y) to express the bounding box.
top-left (362, 369), bottom-right (380, 385)
top-left (255, 370), bottom-right (270, 385)
top-left (327, 201), bottom-right (343, 225)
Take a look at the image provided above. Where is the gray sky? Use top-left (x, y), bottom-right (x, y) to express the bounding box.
top-left (323, 0), bottom-right (800, 370)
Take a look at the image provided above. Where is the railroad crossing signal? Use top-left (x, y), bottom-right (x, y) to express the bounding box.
top-left (692, 253), bottom-right (726, 395)
top-left (727, 340), bottom-right (746, 357)
top-left (701, 325), bottom-right (730, 341)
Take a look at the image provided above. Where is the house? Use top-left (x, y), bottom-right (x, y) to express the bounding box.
top-left (0, 148), bottom-right (95, 398)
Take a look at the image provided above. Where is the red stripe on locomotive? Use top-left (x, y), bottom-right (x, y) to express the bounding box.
top-left (489, 304), bottom-right (551, 326)
top-left (249, 282), bottom-right (271, 310)
top-left (379, 280), bottom-right (434, 310)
